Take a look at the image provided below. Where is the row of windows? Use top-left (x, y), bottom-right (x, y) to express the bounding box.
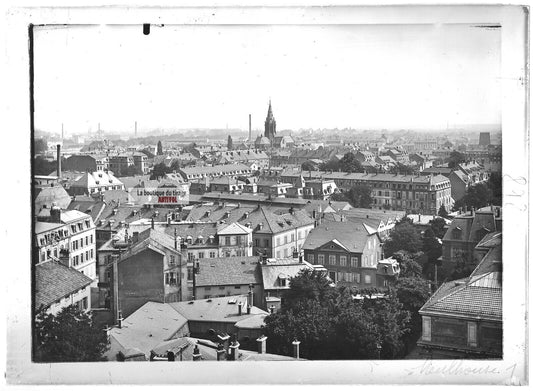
top-left (165, 271), bottom-right (186, 285)
top-left (308, 253), bottom-right (360, 268)
top-left (204, 285), bottom-right (244, 292)
top-left (332, 271), bottom-right (372, 284)
top-left (73, 249), bottom-right (94, 267)
top-left (222, 235), bottom-right (248, 246)
top-left (72, 234), bottom-right (94, 251)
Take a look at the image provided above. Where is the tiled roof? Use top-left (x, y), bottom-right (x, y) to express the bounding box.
top-left (110, 301), bottom-right (189, 357)
top-left (302, 220), bottom-right (374, 253)
top-left (195, 257), bottom-right (261, 287)
top-left (184, 204), bottom-right (313, 234)
top-left (218, 222), bottom-right (253, 235)
top-left (420, 241), bottom-right (502, 321)
top-left (180, 164), bottom-right (251, 176)
top-left (34, 186), bottom-right (72, 211)
top-left (420, 280), bottom-right (501, 320)
top-left (442, 215), bottom-right (474, 242)
top-left (60, 209), bottom-right (92, 224)
top-left (260, 259), bottom-right (313, 290)
top-left (35, 221), bottom-right (64, 235)
top-left (67, 199), bottom-right (106, 222)
top-left (475, 231), bottom-right (502, 249)
top-left (35, 261), bottom-right (93, 310)
top-left (71, 171), bottom-right (123, 189)
top-left (169, 295), bottom-right (268, 323)
top-left (281, 170), bottom-right (450, 185)
top-left (200, 192), bottom-right (309, 206)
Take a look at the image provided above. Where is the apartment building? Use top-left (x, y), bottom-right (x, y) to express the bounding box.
top-left (35, 206), bottom-right (97, 280)
top-left (281, 170), bottom-right (452, 215)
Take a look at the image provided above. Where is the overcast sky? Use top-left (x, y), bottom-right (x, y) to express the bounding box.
top-left (34, 23), bottom-right (501, 134)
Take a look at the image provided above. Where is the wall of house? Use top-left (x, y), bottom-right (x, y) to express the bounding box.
top-left (196, 285), bottom-right (263, 308)
top-left (218, 233), bottom-right (253, 257)
top-left (271, 224), bottom-right (314, 259)
top-left (449, 172), bottom-right (467, 201)
top-left (45, 285), bottom-right (91, 316)
top-left (69, 226), bottom-right (97, 280)
top-left (187, 320), bottom-right (239, 339)
top-left (421, 315), bottom-right (502, 358)
top-left (117, 248), bottom-right (165, 318)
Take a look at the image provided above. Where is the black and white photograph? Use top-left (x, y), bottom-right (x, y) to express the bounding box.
top-left (4, 2), bottom-right (529, 386)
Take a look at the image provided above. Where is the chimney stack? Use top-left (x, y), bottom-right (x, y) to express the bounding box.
top-left (238, 302), bottom-right (243, 316)
top-left (229, 339), bottom-right (240, 361)
top-left (151, 217), bottom-right (155, 229)
top-left (192, 344), bottom-right (202, 361)
top-left (56, 144), bottom-right (62, 179)
top-left (217, 334), bottom-right (230, 352)
top-left (256, 336), bottom-right (267, 354)
top-left (167, 351), bottom-right (175, 361)
top-left (117, 310), bottom-right (123, 328)
top-left (249, 114), bottom-right (252, 142)
top-left (216, 343), bottom-right (226, 361)
top-left (292, 339), bottom-right (301, 359)
top-left (248, 284), bottom-right (254, 308)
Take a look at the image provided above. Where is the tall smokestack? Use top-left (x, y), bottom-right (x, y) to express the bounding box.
top-left (56, 144), bottom-right (61, 178)
top-left (135, 121), bottom-right (137, 137)
top-left (249, 114), bottom-right (251, 141)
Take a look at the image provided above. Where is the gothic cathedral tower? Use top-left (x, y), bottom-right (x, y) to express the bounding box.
top-left (264, 99), bottom-right (276, 141)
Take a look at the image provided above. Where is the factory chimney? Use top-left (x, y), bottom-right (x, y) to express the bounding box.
top-left (249, 114), bottom-right (252, 142)
top-left (56, 144), bottom-right (62, 179)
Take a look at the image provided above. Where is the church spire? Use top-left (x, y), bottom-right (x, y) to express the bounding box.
top-left (264, 99), bottom-right (276, 140)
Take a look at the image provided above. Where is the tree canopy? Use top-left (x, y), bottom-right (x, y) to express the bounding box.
top-left (34, 156), bottom-right (59, 176)
top-left (428, 217), bottom-right (447, 239)
top-left (319, 152), bottom-right (364, 173)
top-left (447, 151), bottom-right (466, 168)
top-left (34, 305), bottom-right (109, 362)
top-left (150, 162), bottom-right (172, 180)
top-left (453, 183), bottom-right (492, 211)
top-left (346, 184), bottom-right (373, 209)
top-left (438, 204), bottom-right (449, 218)
top-left (389, 163), bottom-right (416, 175)
top-left (383, 221), bottom-right (422, 257)
top-left (263, 269), bottom-right (411, 360)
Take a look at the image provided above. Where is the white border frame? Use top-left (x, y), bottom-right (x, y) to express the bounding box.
top-left (4, 3), bottom-right (529, 386)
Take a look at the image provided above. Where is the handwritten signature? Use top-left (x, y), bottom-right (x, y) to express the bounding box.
top-left (405, 360), bottom-right (517, 379)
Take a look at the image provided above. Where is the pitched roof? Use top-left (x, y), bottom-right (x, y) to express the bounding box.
top-left (70, 171), bottom-right (123, 189)
top-left (282, 170), bottom-right (450, 185)
top-left (420, 242), bottom-right (502, 321)
top-left (302, 220), bottom-right (374, 253)
top-left (420, 275), bottom-right (501, 320)
top-left (67, 199), bottom-right (106, 222)
top-left (442, 215), bottom-right (474, 242)
top-left (180, 164), bottom-right (251, 176)
top-left (34, 186), bottom-right (72, 211)
top-left (260, 259), bottom-right (314, 290)
top-left (110, 301), bottom-right (189, 357)
top-left (169, 295), bottom-right (268, 323)
top-left (217, 222), bottom-right (253, 235)
top-left (184, 204), bottom-right (313, 234)
top-left (195, 257), bottom-right (261, 287)
top-left (35, 261), bottom-right (93, 310)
